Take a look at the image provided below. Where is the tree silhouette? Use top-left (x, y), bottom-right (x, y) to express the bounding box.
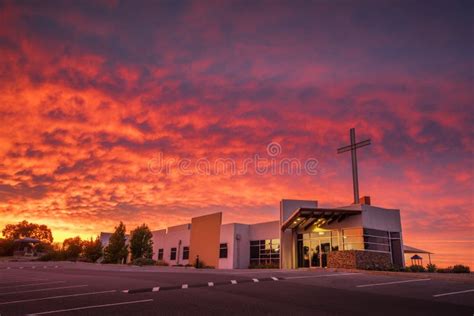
top-left (2, 220), bottom-right (53, 243)
top-left (104, 222), bottom-right (128, 264)
top-left (130, 223), bottom-right (153, 261)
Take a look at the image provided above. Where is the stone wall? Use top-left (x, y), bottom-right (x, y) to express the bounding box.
top-left (328, 250), bottom-right (392, 270)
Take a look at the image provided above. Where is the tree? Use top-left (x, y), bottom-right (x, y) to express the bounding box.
top-left (129, 224), bottom-right (153, 261)
top-left (82, 237), bottom-right (103, 263)
top-left (63, 236), bottom-right (82, 260)
top-left (103, 222), bottom-right (128, 264)
top-left (2, 220), bottom-right (53, 243)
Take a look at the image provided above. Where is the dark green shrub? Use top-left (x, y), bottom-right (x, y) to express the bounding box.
top-left (436, 267), bottom-right (453, 273)
top-left (452, 265), bottom-right (470, 273)
top-left (0, 239), bottom-right (15, 256)
top-left (156, 260), bottom-right (169, 266)
top-left (409, 265), bottom-right (426, 272)
top-left (426, 263), bottom-right (437, 272)
top-left (82, 237), bottom-right (103, 263)
top-left (38, 250), bottom-right (66, 261)
top-left (249, 263), bottom-right (279, 269)
top-left (131, 258), bottom-right (156, 266)
top-left (195, 259), bottom-right (206, 269)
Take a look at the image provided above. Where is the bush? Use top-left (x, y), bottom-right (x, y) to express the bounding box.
top-left (437, 265), bottom-right (470, 273)
top-left (82, 237), bottom-right (103, 263)
top-left (156, 260), bottom-right (169, 266)
top-left (409, 265), bottom-right (426, 272)
top-left (249, 263), bottom-right (279, 269)
top-left (38, 250), bottom-right (66, 261)
top-left (0, 239), bottom-right (15, 256)
top-left (426, 263), bottom-right (437, 272)
top-left (131, 258), bottom-right (156, 266)
top-left (194, 259), bottom-right (205, 269)
top-left (452, 265), bottom-right (470, 273)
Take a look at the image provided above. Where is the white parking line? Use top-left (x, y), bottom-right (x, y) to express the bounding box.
top-left (356, 278), bottom-right (431, 288)
top-left (231, 280), bottom-right (237, 284)
top-left (285, 273), bottom-right (360, 280)
top-left (433, 289), bottom-right (474, 297)
top-left (252, 278), bottom-right (259, 283)
top-left (152, 286), bottom-right (160, 292)
top-left (208, 282), bottom-right (214, 287)
top-left (271, 277), bottom-right (279, 281)
top-left (0, 279), bottom-right (48, 286)
top-left (26, 299), bottom-right (154, 315)
top-left (182, 284), bottom-right (188, 289)
top-left (0, 290), bottom-right (116, 305)
top-left (0, 285), bottom-right (88, 295)
top-left (0, 281), bottom-right (66, 289)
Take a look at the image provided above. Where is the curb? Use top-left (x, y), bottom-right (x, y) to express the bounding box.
top-left (122, 277), bottom-right (281, 294)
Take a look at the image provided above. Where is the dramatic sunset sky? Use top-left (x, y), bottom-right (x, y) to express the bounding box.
top-left (0, 0), bottom-right (472, 267)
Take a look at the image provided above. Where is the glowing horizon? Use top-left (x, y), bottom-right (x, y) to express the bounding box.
top-left (0, 0), bottom-right (472, 268)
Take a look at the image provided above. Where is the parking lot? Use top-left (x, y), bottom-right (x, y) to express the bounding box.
top-left (0, 262), bottom-right (473, 315)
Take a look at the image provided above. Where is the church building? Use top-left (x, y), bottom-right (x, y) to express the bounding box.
top-left (137, 197), bottom-right (404, 269)
top-left (101, 128), bottom-right (405, 269)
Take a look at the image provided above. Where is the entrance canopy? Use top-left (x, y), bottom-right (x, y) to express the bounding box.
top-left (281, 207), bottom-right (361, 231)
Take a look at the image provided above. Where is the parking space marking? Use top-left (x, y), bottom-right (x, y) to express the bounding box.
top-left (0, 285), bottom-right (88, 295)
top-left (0, 290), bottom-right (116, 305)
top-left (208, 282), bottom-right (214, 287)
top-left (0, 279), bottom-right (48, 286)
top-left (252, 278), bottom-right (259, 283)
top-left (285, 272), bottom-right (359, 280)
top-left (271, 277), bottom-right (278, 281)
top-left (0, 281), bottom-right (66, 289)
top-left (182, 284), bottom-right (188, 289)
top-left (231, 280), bottom-right (237, 284)
top-left (25, 299), bottom-right (154, 315)
top-left (152, 286), bottom-right (160, 292)
top-left (433, 289), bottom-right (474, 298)
top-left (356, 278), bottom-right (431, 288)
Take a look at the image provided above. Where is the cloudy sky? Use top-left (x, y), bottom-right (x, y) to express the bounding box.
top-left (0, 0), bottom-right (472, 266)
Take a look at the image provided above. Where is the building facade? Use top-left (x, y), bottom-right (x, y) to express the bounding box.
top-left (101, 197), bottom-right (404, 269)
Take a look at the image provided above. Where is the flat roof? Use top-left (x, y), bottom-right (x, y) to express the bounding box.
top-left (281, 207), bottom-right (361, 231)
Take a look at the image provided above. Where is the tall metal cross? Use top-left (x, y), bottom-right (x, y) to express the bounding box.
top-left (337, 128), bottom-right (371, 204)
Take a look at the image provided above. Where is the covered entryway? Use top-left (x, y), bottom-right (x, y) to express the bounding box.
top-left (281, 207), bottom-right (361, 269)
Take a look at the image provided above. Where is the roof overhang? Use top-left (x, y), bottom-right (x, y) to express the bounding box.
top-left (404, 245), bottom-right (433, 254)
top-left (281, 207), bottom-right (362, 231)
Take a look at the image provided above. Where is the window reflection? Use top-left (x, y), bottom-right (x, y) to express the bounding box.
top-left (250, 239), bottom-right (280, 266)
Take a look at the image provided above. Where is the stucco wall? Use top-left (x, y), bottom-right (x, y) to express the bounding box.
top-left (218, 224), bottom-right (234, 269)
top-left (249, 221), bottom-right (279, 240)
top-left (233, 224), bottom-right (250, 269)
top-left (361, 205), bottom-right (402, 232)
top-left (189, 212), bottom-right (222, 268)
top-left (152, 225), bottom-right (190, 265)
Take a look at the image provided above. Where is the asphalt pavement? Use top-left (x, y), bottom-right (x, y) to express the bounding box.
top-left (0, 261), bottom-right (472, 315)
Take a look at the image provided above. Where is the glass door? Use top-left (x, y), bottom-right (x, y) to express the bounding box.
top-left (320, 239), bottom-right (331, 268)
top-left (310, 240), bottom-right (320, 268)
